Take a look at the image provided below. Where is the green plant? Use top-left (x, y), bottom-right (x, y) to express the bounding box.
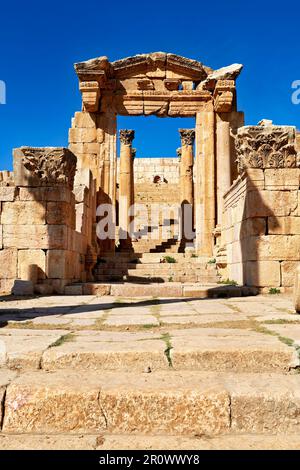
top-left (218, 278), bottom-right (238, 286)
top-left (49, 333), bottom-right (74, 348)
top-left (191, 254), bottom-right (198, 258)
top-left (163, 256), bottom-right (176, 264)
top-left (161, 333), bottom-right (173, 368)
top-left (207, 258), bottom-right (216, 264)
top-left (168, 276), bottom-right (173, 282)
top-left (269, 288), bottom-right (281, 295)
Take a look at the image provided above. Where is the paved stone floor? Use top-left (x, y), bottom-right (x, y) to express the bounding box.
top-left (1, 292), bottom-right (300, 449)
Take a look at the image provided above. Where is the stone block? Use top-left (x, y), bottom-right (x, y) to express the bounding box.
top-left (0, 187), bottom-right (16, 202)
top-left (0, 279), bottom-right (14, 294)
top-left (247, 235), bottom-right (300, 261)
top-left (82, 284), bottom-right (111, 295)
top-left (34, 284), bottom-right (54, 295)
top-left (3, 225), bottom-right (68, 250)
top-left (268, 216), bottom-right (300, 235)
top-left (264, 169), bottom-right (300, 189)
top-left (246, 261), bottom-right (281, 287)
top-left (245, 190), bottom-right (298, 218)
top-left (69, 128), bottom-right (97, 144)
top-left (240, 218), bottom-right (266, 239)
top-left (12, 280), bottom-right (34, 296)
top-left (72, 112), bottom-right (96, 129)
top-left (46, 202), bottom-right (73, 226)
top-left (18, 250), bottom-right (46, 281)
top-left (0, 249), bottom-right (17, 278)
top-left (69, 143), bottom-right (99, 154)
top-left (46, 250), bottom-right (73, 279)
top-left (64, 285), bottom-right (83, 295)
top-left (19, 187), bottom-right (72, 203)
top-left (1, 201), bottom-right (46, 225)
top-left (281, 261), bottom-right (299, 287)
top-left (73, 186), bottom-right (89, 205)
top-left (74, 168), bottom-right (92, 189)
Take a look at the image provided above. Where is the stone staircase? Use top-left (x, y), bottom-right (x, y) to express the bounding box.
top-left (94, 253), bottom-right (220, 284)
top-left (1, 293), bottom-right (300, 449)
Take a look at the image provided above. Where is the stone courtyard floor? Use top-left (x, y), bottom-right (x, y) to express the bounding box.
top-left (1, 293), bottom-right (300, 449)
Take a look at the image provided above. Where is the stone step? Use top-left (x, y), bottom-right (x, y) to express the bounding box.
top-left (1, 432), bottom-right (300, 450)
top-left (65, 283), bottom-right (251, 297)
top-left (2, 369), bottom-right (300, 435)
top-left (36, 328), bottom-right (296, 374)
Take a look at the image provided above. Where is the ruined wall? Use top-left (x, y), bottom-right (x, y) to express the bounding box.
top-left (0, 147), bottom-right (94, 295)
top-left (132, 158), bottom-right (179, 184)
top-left (222, 124), bottom-right (300, 290)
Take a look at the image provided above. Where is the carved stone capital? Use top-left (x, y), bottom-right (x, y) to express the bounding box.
top-left (235, 124), bottom-right (299, 174)
top-left (14, 147), bottom-right (77, 189)
top-left (179, 129), bottom-right (195, 146)
top-left (119, 129), bottom-right (135, 145)
top-left (79, 81), bottom-right (100, 112)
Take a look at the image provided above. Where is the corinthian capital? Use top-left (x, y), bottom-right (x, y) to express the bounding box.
top-left (119, 129), bottom-right (135, 145)
top-left (179, 129), bottom-right (195, 146)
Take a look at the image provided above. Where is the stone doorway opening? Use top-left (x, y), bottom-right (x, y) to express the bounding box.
top-left (116, 115), bottom-right (195, 256)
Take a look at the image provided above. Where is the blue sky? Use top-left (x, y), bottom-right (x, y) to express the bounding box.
top-left (0, 0), bottom-right (299, 169)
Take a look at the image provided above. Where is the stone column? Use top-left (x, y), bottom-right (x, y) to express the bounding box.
top-left (119, 129), bottom-right (135, 250)
top-left (216, 113), bottom-right (231, 224)
top-left (179, 129), bottom-right (195, 248)
top-left (195, 108), bottom-right (216, 257)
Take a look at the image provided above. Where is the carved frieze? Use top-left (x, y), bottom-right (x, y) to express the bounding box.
top-left (235, 125), bottom-right (299, 173)
top-left (179, 129), bottom-right (195, 146)
top-left (14, 147), bottom-right (77, 188)
top-left (119, 129), bottom-right (135, 145)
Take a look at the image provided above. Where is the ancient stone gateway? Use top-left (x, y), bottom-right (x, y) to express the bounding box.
top-left (0, 52), bottom-right (299, 295)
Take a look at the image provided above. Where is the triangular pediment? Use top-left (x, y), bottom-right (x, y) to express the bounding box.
top-left (75, 52), bottom-right (213, 81)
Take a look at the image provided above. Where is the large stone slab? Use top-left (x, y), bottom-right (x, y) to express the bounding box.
top-left (1, 201), bottom-right (46, 225)
top-left (227, 373), bottom-right (300, 433)
top-left (0, 329), bottom-right (71, 370)
top-left (41, 337), bottom-right (168, 371)
top-left (170, 328), bottom-right (295, 372)
top-left (3, 225), bottom-right (68, 249)
top-left (0, 249), bottom-right (17, 278)
top-left (3, 370), bottom-right (230, 435)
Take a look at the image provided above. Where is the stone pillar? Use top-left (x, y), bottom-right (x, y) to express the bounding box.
top-left (179, 129), bottom-right (195, 248)
top-left (119, 129), bottom-right (135, 250)
top-left (195, 108), bottom-right (216, 257)
top-left (216, 113), bottom-right (231, 224)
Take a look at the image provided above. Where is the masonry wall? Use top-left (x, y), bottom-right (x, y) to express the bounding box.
top-left (0, 149), bottom-right (94, 295)
top-left (117, 157), bottom-right (180, 184)
top-left (222, 168), bottom-right (300, 290)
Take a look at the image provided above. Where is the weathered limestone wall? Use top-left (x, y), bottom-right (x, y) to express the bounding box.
top-left (116, 157), bottom-right (180, 184)
top-left (0, 147), bottom-right (94, 294)
top-left (222, 124), bottom-right (300, 290)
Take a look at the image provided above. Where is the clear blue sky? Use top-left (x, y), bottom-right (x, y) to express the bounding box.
top-left (0, 0), bottom-right (299, 169)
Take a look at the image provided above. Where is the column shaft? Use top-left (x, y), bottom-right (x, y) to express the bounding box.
top-left (216, 114), bottom-right (231, 224)
top-left (119, 130), bottom-right (135, 250)
top-left (195, 109), bottom-right (216, 257)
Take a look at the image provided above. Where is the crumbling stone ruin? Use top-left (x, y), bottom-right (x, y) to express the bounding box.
top-left (0, 52), bottom-right (299, 295)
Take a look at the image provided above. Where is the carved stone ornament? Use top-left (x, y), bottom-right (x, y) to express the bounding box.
top-left (179, 129), bottom-right (195, 146)
top-left (213, 80), bottom-right (235, 112)
top-left (235, 125), bottom-right (299, 174)
top-left (21, 147), bottom-right (77, 188)
top-left (119, 129), bottom-right (135, 145)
